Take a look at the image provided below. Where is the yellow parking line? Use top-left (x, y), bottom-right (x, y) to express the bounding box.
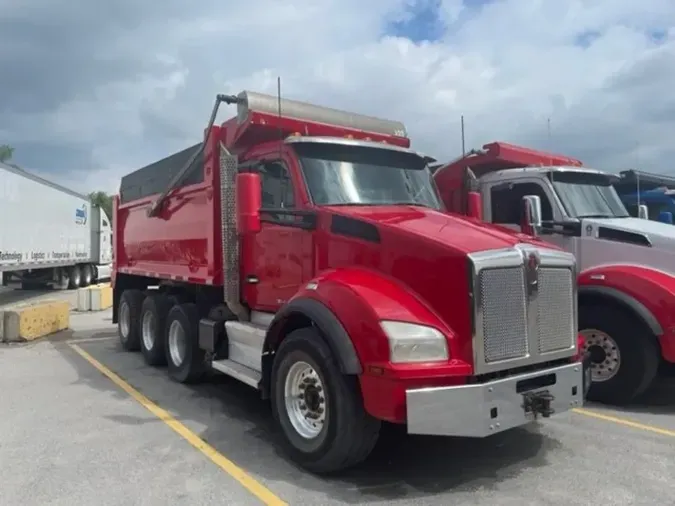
top-left (573, 407), bottom-right (675, 437)
top-left (69, 343), bottom-right (288, 506)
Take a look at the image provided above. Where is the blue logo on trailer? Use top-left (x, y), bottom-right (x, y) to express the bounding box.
top-left (75, 204), bottom-right (87, 225)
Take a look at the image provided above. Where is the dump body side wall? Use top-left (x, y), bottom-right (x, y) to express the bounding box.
top-left (115, 128), bottom-right (224, 285)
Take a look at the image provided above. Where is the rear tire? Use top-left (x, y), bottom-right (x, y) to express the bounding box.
top-left (81, 265), bottom-right (93, 287)
top-left (271, 328), bottom-right (380, 474)
top-left (118, 289), bottom-right (144, 352)
top-left (140, 294), bottom-right (172, 366)
top-left (581, 304), bottom-right (660, 405)
top-left (165, 303), bottom-right (206, 383)
top-left (68, 265), bottom-right (82, 289)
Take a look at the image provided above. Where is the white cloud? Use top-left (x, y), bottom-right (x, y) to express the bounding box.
top-left (2, 0), bottom-right (675, 194)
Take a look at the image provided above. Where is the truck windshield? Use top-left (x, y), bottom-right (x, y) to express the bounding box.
top-left (293, 141), bottom-right (442, 210)
top-left (549, 171), bottom-right (630, 219)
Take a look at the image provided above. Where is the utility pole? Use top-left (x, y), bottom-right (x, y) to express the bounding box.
top-left (461, 115), bottom-right (466, 156)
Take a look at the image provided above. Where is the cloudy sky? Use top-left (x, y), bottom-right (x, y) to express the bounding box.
top-left (1, 0), bottom-right (674, 195)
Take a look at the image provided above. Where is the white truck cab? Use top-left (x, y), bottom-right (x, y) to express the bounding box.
top-left (434, 142), bottom-right (675, 405)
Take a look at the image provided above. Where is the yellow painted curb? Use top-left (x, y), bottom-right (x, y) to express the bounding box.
top-left (1, 300), bottom-right (70, 342)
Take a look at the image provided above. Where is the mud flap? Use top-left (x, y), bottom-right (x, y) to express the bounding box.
top-left (582, 352), bottom-right (593, 398)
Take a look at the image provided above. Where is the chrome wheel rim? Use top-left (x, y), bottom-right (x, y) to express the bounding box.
top-left (168, 320), bottom-right (186, 366)
top-left (119, 302), bottom-right (130, 340)
top-left (141, 310), bottom-right (156, 351)
top-left (581, 328), bottom-right (621, 382)
top-left (284, 361), bottom-right (326, 439)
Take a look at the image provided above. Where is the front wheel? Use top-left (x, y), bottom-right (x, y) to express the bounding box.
top-left (580, 304), bottom-right (660, 405)
top-left (271, 328), bottom-right (380, 474)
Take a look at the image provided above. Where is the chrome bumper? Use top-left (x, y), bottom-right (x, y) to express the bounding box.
top-left (406, 362), bottom-right (584, 437)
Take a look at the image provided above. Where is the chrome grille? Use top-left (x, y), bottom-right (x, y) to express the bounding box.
top-left (479, 267), bottom-right (528, 362)
top-left (469, 246), bottom-right (577, 374)
top-left (536, 267), bottom-right (575, 353)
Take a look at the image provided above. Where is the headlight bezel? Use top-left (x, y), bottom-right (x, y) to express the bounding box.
top-left (380, 320), bottom-right (449, 364)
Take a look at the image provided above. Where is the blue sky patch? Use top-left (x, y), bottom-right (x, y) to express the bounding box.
top-left (575, 30), bottom-right (601, 48)
top-left (386, 0), bottom-right (445, 43)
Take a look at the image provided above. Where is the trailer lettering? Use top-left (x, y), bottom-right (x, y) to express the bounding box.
top-left (51, 252), bottom-right (71, 259)
top-left (0, 251), bottom-right (23, 262)
top-left (31, 252), bottom-right (46, 260)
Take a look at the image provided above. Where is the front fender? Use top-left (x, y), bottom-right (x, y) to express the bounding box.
top-left (579, 264), bottom-right (675, 361)
top-left (290, 267), bottom-right (470, 375)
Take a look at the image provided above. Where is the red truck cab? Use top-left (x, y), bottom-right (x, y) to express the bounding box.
top-left (112, 94), bottom-right (588, 473)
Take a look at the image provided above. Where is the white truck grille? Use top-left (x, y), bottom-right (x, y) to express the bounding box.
top-left (470, 246), bottom-right (577, 374)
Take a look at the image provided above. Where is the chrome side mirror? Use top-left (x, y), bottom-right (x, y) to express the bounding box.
top-left (638, 204), bottom-right (648, 220)
top-left (521, 195), bottom-right (543, 236)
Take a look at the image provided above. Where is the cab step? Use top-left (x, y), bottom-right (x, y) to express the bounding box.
top-left (224, 320), bottom-right (266, 371)
top-left (211, 359), bottom-right (261, 388)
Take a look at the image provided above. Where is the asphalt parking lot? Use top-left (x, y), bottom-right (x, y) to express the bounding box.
top-left (3, 305), bottom-right (675, 505)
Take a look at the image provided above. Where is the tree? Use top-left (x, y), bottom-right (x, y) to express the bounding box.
top-left (89, 191), bottom-right (113, 219)
top-left (0, 144), bottom-right (14, 163)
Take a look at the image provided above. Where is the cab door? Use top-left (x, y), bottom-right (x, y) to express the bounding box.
top-left (243, 156), bottom-right (315, 312)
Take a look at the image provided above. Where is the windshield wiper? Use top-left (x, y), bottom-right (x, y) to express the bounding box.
top-left (388, 201), bottom-right (433, 208)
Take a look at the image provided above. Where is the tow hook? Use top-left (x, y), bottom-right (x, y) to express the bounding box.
top-left (522, 390), bottom-right (555, 418)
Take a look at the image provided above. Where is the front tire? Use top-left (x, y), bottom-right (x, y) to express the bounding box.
top-left (271, 328), bottom-right (380, 474)
top-left (165, 303), bottom-right (206, 384)
top-left (140, 294), bottom-right (172, 366)
top-left (580, 304), bottom-right (660, 405)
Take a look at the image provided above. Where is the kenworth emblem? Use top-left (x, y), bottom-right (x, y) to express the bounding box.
top-left (525, 251), bottom-right (539, 296)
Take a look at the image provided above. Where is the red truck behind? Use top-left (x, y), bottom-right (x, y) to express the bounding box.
top-left (112, 93), bottom-right (589, 473)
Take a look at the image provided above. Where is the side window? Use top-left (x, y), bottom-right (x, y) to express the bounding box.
top-left (260, 162), bottom-right (295, 209)
top-left (491, 182), bottom-right (553, 224)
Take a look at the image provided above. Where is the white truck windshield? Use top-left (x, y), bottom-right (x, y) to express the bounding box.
top-left (550, 171), bottom-right (630, 219)
top-left (294, 142), bottom-right (442, 210)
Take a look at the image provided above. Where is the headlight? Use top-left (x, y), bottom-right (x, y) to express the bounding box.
top-left (380, 320), bottom-right (449, 363)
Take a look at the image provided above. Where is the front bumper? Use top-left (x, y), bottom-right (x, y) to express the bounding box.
top-left (406, 362), bottom-right (584, 437)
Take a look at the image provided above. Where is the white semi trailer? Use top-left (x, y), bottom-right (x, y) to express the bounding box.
top-left (0, 161), bottom-right (113, 290)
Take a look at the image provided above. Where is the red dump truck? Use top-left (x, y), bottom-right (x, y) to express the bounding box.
top-left (112, 93), bottom-right (589, 473)
top-left (434, 141), bottom-right (675, 405)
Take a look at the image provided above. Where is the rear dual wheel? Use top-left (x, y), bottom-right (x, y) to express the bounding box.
top-left (165, 303), bottom-right (207, 383)
top-left (139, 294), bottom-right (173, 366)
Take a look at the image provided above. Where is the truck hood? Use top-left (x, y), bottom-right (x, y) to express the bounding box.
top-left (580, 216), bottom-right (675, 277)
top-left (585, 217), bottom-right (675, 247)
top-left (325, 205), bottom-right (545, 254)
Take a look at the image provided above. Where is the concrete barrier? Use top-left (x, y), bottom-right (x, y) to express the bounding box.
top-left (76, 283), bottom-right (113, 312)
top-left (1, 300), bottom-right (70, 343)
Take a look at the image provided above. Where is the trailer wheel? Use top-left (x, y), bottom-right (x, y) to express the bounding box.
top-left (271, 328), bottom-right (380, 474)
top-left (580, 304), bottom-right (660, 405)
top-left (68, 265), bottom-right (82, 289)
top-left (81, 265), bottom-right (93, 287)
top-left (118, 289), bottom-right (144, 352)
top-left (140, 294), bottom-right (172, 366)
top-left (165, 303), bottom-right (206, 383)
